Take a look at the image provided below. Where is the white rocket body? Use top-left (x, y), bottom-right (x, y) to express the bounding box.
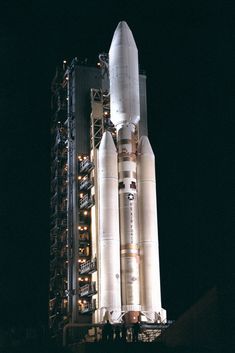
top-left (109, 21), bottom-right (141, 322)
top-left (98, 21), bottom-right (166, 323)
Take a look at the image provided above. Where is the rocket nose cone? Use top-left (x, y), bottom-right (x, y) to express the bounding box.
top-left (99, 131), bottom-right (116, 152)
top-left (110, 20), bottom-right (137, 49)
top-left (117, 20), bottom-right (129, 31)
top-left (138, 136), bottom-right (154, 155)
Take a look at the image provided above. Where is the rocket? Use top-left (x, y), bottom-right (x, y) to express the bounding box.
top-left (98, 21), bottom-right (166, 323)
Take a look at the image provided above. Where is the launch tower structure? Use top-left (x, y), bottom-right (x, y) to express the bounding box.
top-left (49, 22), bottom-right (166, 337)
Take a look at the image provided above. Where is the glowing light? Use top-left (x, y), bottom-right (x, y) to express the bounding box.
top-left (84, 211), bottom-right (88, 215)
top-left (63, 60), bottom-right (67, 64)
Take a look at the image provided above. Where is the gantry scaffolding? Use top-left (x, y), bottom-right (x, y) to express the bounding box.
top-left (49, 60), bottom-right (109, 338)
top-left (49, 65), bottom-right (69, 337)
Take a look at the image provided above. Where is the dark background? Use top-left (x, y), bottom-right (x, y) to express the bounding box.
top-left (0, 0), bottom-right (233, 329)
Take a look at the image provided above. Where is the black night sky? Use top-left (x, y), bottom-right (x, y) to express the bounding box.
top-left (0, 0), bottom-right (233, 330)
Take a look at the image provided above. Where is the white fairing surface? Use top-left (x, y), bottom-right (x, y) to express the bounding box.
top-left (109, 21), bottom-right (140, 127)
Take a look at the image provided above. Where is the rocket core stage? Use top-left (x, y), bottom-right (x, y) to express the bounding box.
top-left (98, 21), bottom-right (166, 324)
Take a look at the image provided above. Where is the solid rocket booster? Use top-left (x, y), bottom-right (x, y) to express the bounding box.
top-left (98, 131), bottom-right (121, 322)
top-left (109, 21), bottom-right (141, 322)
top-left (138, 136), bottom-right (164, 322)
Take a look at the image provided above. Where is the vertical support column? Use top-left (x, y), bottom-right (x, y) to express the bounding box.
top-left (67, 67), bottom-right (79, 323)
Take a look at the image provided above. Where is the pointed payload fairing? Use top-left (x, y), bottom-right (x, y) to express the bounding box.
top-left (109, 21), bottom-right (140, 126)
top-left (98, 21), bottom-right (166, 324)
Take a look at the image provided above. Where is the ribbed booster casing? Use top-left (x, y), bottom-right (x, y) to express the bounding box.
top-left (117, 124), bottom-right (141, 321)
top-left (137, 136), bottom-right (163, 322)
top-left (98, 131), bottom-right (121, 322)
